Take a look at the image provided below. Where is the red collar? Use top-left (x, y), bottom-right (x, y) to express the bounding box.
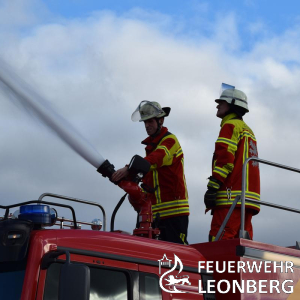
top-left (141, 126), bottom-right (168, 146)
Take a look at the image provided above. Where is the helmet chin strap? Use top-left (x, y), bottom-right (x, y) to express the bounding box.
top-left (228, 98), bottom-right (236, 115)
top-left (150, 118), bottom-right (162, 137)
top-left (228, 99), bottom-right (245, 118)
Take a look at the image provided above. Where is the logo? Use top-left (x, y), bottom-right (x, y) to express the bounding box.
top-left (158, 254), bottom-right (191, 293)
top-left (249, 140), bottom-right (259, 167)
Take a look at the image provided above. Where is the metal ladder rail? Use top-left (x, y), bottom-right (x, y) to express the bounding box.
top-left (239, 157), bottom-right (300, 238)
top-left (215, 196), bottom-right (300, 241)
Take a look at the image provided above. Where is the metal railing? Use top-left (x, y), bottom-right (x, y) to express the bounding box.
top-left (38, 193), bottom-right (107, 231)
top-left (215, 157), bottom-right (300, 241)
top-left (0, 200), bottom-right (80, 228)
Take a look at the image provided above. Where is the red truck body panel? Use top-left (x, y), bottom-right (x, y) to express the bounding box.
top-left (19, 229), bottom-right (300, 299)
top-left (193, 239), bottom-right (300, 299)
top-left (21, 229), bottom-right (207, 300)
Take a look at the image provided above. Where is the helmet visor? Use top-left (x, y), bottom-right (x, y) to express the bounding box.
top-left (219, 83), bottom-right (235, 96)
top-left (131, 100), bottom-right (164, 122)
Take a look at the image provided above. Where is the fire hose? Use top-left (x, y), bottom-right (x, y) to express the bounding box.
top-left (97, 155), bottom-right (160, 239)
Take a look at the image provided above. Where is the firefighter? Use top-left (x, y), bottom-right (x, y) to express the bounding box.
top-left (204, 86), bottom-right (260, 241)
top-left (112, 101), bottom-right (189, 244)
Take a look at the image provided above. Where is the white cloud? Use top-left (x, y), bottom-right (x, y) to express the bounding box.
top-left (212, 12), bottom-right (241, 52)
top-left (247, 20), bottom-right (269, 37)
top-left (249, 26), bottom-right (300, 62)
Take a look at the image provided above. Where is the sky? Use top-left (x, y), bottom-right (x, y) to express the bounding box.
top-left (0, 0), bottom-right (300, 246)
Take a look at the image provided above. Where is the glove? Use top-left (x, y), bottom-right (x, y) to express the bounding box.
top-left (204, 188), bottom-right (218, 209)
top-left (204, 176), bottom-right (222, 209)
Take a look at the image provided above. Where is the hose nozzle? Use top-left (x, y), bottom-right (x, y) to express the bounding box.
top-left (97, 160), bottom-right (116, 181)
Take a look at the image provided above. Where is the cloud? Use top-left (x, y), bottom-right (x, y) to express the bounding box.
top-left (247, 20), bottom-right (268, 36)
top-left (0, 0), bottom-right (48, 27)
top-left (212, 12), bottom-right (241, 52)
top-left (0, 3), bottom-right (300, 245)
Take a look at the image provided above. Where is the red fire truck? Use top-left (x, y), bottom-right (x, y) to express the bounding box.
top-left (1, 156), bottom-right (300, 300)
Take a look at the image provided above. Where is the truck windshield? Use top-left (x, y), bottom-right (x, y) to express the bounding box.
top-left (0, 259), bottom-right (27, 299)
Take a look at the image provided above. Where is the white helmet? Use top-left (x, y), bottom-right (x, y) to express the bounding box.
top-left (215, 83), bottom-right (249, 112)
top-left (131, 100), bottom-right (171, 122)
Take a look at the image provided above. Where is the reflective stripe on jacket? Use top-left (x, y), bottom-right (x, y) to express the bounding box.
top-left (142, 126), bottom-right (189, 219)
top-left (212, 113), bottom-right (260, 214)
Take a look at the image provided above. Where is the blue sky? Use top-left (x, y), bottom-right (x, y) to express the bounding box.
top-left (0, 0), bottom-right (300, 245)
top-left (43, 0), bottom-right (297, 26)
top-left (41, 0), bottom-right (300, 50)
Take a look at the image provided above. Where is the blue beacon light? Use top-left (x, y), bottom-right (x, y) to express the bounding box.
top-left (18, 204), bottom-right (54, 225)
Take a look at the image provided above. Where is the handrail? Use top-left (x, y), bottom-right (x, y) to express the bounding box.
top-left (38, 193), bottom-right (106, 231)
top-left (215, 195), bottom-right (241, 241)
top-left (239, 157), bottom-right (300, 238)
top-left (215, 195), bottom-right (300, 241)
top-left (244, 198), bottom-right (300, 214)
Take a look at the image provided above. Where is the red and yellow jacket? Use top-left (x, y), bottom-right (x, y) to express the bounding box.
top-left (142, 126), bottom-right (189, 219)
top-left (209, 113), bottom-right (260, 214)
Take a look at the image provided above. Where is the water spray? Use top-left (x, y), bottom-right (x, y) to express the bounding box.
top-left (0, 59), bottom-right (159, 239)
top-left (0, 59), bottom-right (118, 176)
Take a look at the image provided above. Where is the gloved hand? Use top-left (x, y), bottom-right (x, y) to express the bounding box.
top-left (111, 166), bottom-right (129, 182)
top-left (204, 188), bottom-right (218, 209)
top-left (204, 176), bottom-right (222, 209)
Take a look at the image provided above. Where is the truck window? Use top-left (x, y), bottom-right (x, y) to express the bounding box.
top-left (139, 273), bottom-right (162, 300)
top-left (44, 263), bottom-right (129, 300)
top-left (90, 267), bottom-right (128, 299)
top-left (0, 259), bottom-right (27, 300)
